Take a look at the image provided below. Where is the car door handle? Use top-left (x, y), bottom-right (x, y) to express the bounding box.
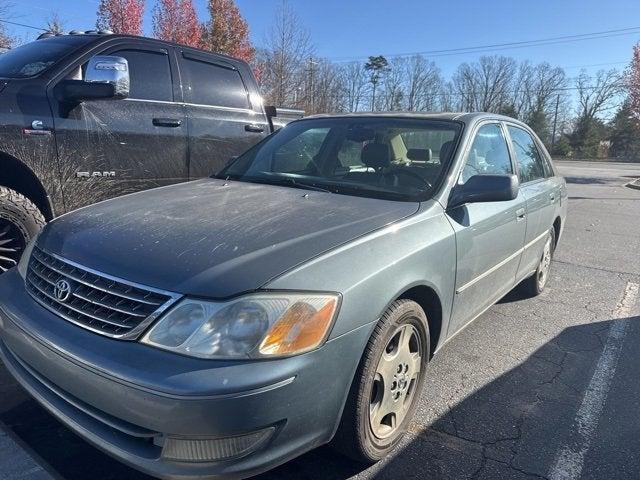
top-left (550, 193), bottom-right (555, 202)
top-left (516, 208), bottom-right (526, 221)
top-left (152, 118), bottom-right (182, 127)
top-left (244, 124), bottom-right (265, 133)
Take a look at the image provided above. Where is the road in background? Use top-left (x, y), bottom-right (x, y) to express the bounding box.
top-left (1, 160), bottom-right (639, 480)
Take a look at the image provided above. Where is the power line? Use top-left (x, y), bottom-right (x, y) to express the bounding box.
top-left (0, 18), bottom-right (47, 31)
top-left (330, 26), bottom-right (640, 62)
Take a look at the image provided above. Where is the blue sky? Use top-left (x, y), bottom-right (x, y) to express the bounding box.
top-left (6, 0), bottom-right (640, 79)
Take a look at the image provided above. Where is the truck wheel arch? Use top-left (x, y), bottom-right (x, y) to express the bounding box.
top-left (0, 152), bottom-right (54, 221)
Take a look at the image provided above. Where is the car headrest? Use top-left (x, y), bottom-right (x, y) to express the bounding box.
top-left (407, 148), bottom-right (432, 162)
top-left (361, 143), bottom-right (391, 170)
top-left (439, 141), bottom-right (454, 161)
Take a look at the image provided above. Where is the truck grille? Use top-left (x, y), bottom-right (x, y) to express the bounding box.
top-left (25, 246), bottom-right (180, 339)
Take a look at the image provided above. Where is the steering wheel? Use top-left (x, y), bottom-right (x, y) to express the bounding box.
top-left (384, 168), bottom-right (433, 190)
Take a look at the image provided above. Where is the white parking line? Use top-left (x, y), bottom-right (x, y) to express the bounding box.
top-left (549, 281), bottom-right (639, 480)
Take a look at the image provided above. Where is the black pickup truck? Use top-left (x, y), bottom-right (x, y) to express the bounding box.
top-left (0, 31), bottom-right (301, 272)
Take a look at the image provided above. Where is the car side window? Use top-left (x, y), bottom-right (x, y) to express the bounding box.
top-left (460, 123), bottom-right (512, 184)
top-left (508, 126), bottom-right (546, 183)
top-left (182, 57), bottom-right (250, 109)
top-left (112, 49), bottom-right (173, 102)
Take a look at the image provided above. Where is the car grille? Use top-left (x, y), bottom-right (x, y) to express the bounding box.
top-left (25, 246), bottom-right (179, 339)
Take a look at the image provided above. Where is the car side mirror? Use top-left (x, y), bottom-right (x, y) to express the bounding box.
top-left (56, 55), bottom-right (130, 103)
top-left (449, 174), bottom-right (519, 209)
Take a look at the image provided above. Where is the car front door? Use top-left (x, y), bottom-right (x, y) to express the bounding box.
top-left (50, 43), bottom-right (188, 212)
top-left (446, 122), bottom-right (527, 335)
top-left (178, 51), bottom-right (269, 178)
top-left (506, 125), bottom-right (557, 281)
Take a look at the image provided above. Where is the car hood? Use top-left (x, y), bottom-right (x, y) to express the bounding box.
top-left (38, 179), bottom-right (419, 298)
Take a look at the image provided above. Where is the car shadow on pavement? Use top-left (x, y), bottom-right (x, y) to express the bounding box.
top-left (0, 316), bottom-right (631, 480)
top-left (257, 318), bottom-right (621, 480)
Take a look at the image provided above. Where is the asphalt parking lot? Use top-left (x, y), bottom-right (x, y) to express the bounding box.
top-left (1, 160), bottom-right (639, 480)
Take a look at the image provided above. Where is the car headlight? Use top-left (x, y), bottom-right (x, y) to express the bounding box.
top-left (140, 293), bottom-right (340, 359)
top-left (17, 233), bottom-right (40, 279)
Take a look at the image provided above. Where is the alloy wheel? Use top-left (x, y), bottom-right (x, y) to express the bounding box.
top-left (369, 323), bottom-right (422, 440)
top-left (0, 219), bottom-right (25, 273)
top-left (537, 234), bottom-right (553, 290)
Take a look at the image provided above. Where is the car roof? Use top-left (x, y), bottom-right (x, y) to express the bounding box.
top-left (304, 111), bottom-right (521, 123)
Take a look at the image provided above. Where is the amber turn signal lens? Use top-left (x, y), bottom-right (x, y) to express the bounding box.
top-left (258, 297), bottom-right (338, 356)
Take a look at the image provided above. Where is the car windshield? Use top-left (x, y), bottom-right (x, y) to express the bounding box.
top-left (0, 36), bottom-right (91, 78)
top-left (218, 117), bottom-right (461, 202)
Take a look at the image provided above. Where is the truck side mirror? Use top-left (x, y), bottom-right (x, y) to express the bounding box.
top-left (56, 55), bottom-right (130, 104)
top-left (84, 56), bottom-right (130, 99)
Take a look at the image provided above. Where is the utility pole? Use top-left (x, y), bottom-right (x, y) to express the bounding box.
top-left (551, 94), bottom-right (560, 151)
top-left (307, 57), bottom-right (317, 114)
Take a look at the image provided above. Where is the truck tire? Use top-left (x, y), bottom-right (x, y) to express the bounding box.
top-left (0, 187), bottom-right (45, 273)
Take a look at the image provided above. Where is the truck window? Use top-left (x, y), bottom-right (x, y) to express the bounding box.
top-left (112, 49), bottom-right (173, 102)
top-left (182, 58), bottom-right (250, 110)
top-left (0, 36), bottom-right (91, 78)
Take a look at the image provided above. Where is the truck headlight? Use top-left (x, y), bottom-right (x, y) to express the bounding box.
top-left (140, 293), bottom-right (340, 359)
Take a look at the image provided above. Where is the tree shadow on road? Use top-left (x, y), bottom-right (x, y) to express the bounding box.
top-left (0, 316), bottom-right (632, 480)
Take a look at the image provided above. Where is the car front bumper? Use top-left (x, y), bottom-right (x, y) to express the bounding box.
top-left (0, 269), bottom-right (372, 479)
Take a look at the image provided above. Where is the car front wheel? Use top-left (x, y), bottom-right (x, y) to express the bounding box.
top-left (332, 299), bottom-right (429, 463)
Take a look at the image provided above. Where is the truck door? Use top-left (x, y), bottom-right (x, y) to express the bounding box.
top-left (177, 50), bottom-right (269, 178)
top-left (49, 42), bottom-right (188, 212)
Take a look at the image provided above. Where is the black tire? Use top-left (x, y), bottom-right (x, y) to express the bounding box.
top-left (0, 187), bottom-right (45, 273)
top-left (520, 227), bottom-right (556, 297)
top-left (332, 299), bottom-right (430, 463)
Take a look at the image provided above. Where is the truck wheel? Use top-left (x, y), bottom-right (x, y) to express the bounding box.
top-left (520, 227), bottom-right (555, 297)
top-left (332, 300), bottom-right (429, 463)
top-left (0, 187), bottom-right (45, 273)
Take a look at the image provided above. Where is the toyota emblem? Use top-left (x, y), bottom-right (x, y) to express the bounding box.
top-left (54, 279), bottom-right (72, 302)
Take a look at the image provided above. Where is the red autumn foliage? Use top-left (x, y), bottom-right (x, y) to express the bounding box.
top-left (96, 0), bottom-right (145, 36)
top-left (152, 0), bottom-right (202, 48)
top-left (629, 43), bottom-right (640, 120)
top-left (202, 0), bottom-right (255, 63)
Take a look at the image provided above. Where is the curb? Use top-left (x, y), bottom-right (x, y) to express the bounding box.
top-left (0, 422), bottom-right (56, 480)
top-left (626, 178), bottom-right (640, 191)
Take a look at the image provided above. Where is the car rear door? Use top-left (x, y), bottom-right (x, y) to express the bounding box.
top-left (446, 122), bottom-right (527, 335)
top-left (178, 50), bottom-right (269, 178)
top-left (506, 125), bottom-right (557, 281)
top-left (50, 41), bottom-right (188, 212)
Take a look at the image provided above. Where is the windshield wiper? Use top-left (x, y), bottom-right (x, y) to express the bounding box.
top-left (214, 174), bottom-right (333, 193)
top-left (269, 176), bottom-right (333, 193)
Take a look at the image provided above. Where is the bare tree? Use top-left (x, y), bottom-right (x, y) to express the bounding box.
top-left (46, 12), bottom-right (66, 35)
top-left (0, 1), bottom-right (15, 49)
top-left (405, 55), bottom-right (442, 112)
top-left (379, 57), bottom-right (405, 111)
top-left (575, 69), bottom-right (623, 121)
top-left (338, 62), bottom-right (368, 112)
top-left (309, 59), bottom-right (342, 114)
top-left (453, 55), bottom-right (516, 112)
top-left (258, 0), bottom-right (314, 107)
